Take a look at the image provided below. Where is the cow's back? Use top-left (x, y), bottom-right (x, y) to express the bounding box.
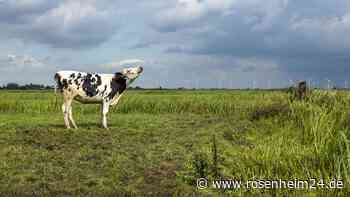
top-left (54, 71), bottom-right (119, 103)
top-left (54, 71), bottom-right (86, 92)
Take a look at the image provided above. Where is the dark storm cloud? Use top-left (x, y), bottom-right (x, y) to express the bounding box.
top-left (151, 0), bottom-right (350, 77)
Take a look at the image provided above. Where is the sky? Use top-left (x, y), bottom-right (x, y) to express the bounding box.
top-left (0, 0), bottom-right (349, 89)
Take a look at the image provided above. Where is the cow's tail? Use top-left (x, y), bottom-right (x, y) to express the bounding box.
top-left (54, 73), bottom-right (61, 95)
top-left (53, 73), bottom-right (62, 109)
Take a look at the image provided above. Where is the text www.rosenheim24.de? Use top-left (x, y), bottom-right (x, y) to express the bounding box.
top-left (196, 178), bottom-right (344, 190)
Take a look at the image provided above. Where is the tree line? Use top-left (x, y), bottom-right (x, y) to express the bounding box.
top-left (0, 83), bottom-right (53, 90)
top-left (0, 83), bottom-right (147, 90)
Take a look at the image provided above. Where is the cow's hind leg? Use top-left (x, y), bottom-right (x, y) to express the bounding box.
top-left (62, 91), bottom-right (75, 129)
top-left (69, 106), bottom-right (78, 129)
top-left (62, 101), bottom-right (71, 129)
top-left (101, 101), bottom-right (110, 129)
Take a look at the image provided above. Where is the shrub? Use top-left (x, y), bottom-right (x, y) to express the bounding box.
top-left (250, 103), bottom-right (291, 121)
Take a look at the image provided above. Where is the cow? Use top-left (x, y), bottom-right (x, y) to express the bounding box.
top-left (54, 66), bottom-right (143, 129)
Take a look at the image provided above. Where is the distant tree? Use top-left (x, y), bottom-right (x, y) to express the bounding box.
top-left (6, 83), bottom-right (19, 89)
top-left (45, 85), bottom-right (53, 89)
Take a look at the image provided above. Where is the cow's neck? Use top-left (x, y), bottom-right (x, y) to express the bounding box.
top-left (126, 78), bottom-right (136, 87)
top-left (110, 92), bottom-right (124, 106)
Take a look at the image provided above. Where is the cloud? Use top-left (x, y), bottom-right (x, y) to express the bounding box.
top-left (7, 54), bottom-right (16, 62)
top-left (100, 59), bottom-right (145, 68)
top-left (1, 0), bottom-right (350, 87)
top-left (149, 0), bottom-right (350, 78)
top-left (129, 40), bottom-right (160, 49)
top-left (119, 59), bottom-right (145, 66)
top-left (0, 0), bottom-right (59, 23)
top-left (5, 54), bottom-right (51, 68)
top-left (152, 0), bottom-right (235, 32)
top-left (0, 0), bottom-right (119, 49)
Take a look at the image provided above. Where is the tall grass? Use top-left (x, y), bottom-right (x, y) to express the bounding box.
top-left (289, 90), bottom-right (350, 182)
top-left (0, 90), bottom-right (284, 117)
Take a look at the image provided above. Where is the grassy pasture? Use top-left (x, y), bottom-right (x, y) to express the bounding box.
top-left (0, 89), bottom-right (349, 196)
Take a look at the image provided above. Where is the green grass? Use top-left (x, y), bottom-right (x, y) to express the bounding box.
top-left (0, 89), bottom-right (349, 196)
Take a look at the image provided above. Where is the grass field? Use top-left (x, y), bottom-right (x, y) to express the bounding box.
top-left (0, 89), bottom-right (349, 196)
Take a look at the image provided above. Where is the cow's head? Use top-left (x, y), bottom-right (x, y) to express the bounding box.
top-left (121, 66), bottom-right (143, 83)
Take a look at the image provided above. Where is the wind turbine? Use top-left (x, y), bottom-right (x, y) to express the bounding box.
top-left (195, 78), bottom-right (199, 90)
top-left (325, 78), bottom-right (331, 89)
top-left (345, 80), bottom-right (348, 89)
top-left (252, 80), bottom-right (256, 89)
top-left (308, 78), bottom-right (313, 89)
top-left (268, 80), bottom-right (271, 89)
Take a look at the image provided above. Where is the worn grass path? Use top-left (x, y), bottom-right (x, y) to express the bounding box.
top-left (0, 112), bottom-right (234, 196)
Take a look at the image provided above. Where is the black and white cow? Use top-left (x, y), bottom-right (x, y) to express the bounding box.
top-left (54, 66), bottom-right (143, 129)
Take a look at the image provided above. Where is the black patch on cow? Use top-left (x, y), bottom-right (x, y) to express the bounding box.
top-left (70, 73), bottom-right (75, 78)
top-left (82, 73), bottom-right (99, 97)
top-left (74, 73), bottom-right (84, 87)
top-left (107, 72), bottom-right (127, 101)
top-left (74, 78), bottom-right (79, 86)
top-left (96, 74), bottom-right (102, 86)
top-left (62, 79), bottom-right (69, 89)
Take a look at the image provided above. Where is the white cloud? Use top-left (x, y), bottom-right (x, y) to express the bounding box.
top-left (119, 59), bottom-right (145, 66)
top-left (153, 0), bottom-right (235, 32)
top-left (100, 59), bottom-right (145, 68)
top-left (5, 54), bottom-right (50, 68)
top-left (7, 54), bottom-right (16, 61)
top-left (34, 1), bottom-right (106, 28)
top-left (0, 0), bottom-right (118, 48)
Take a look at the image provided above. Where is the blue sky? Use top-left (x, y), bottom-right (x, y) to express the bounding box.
top-left (0, 0), bottom-right (349, 88)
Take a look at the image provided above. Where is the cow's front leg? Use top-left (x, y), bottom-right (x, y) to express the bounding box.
top-left (101, 101), bottom-right (110, 129)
